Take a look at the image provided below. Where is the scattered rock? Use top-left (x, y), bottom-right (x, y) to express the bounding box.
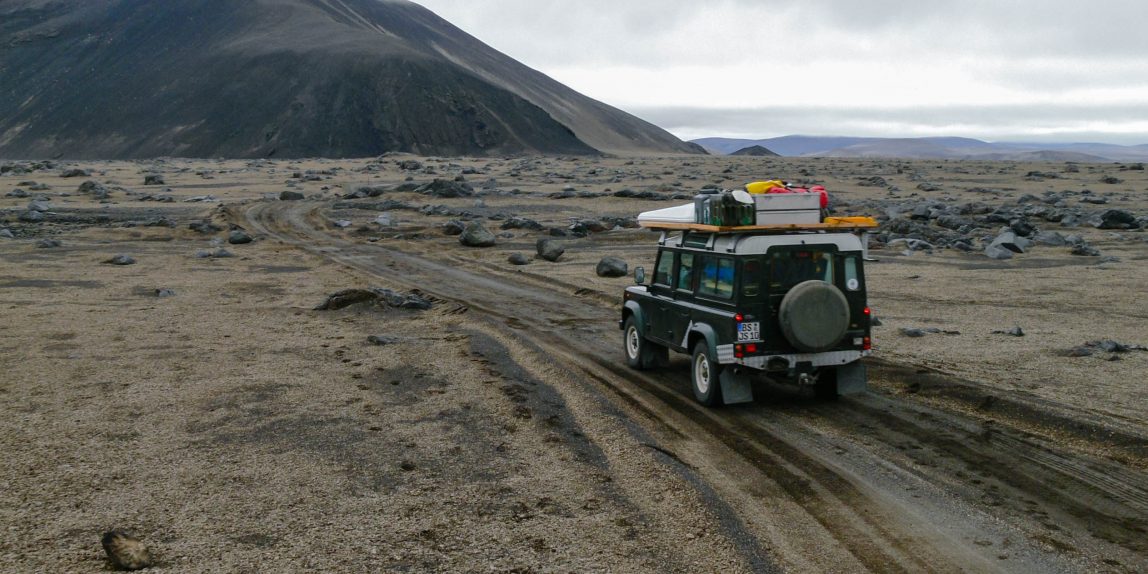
top-left (227, 230), bottom-right (253, 245)
top-left (60, 168), bottom-right (90, 178)
top-left (314, 288), bottom-right (432, 311)
top-left (102, 530), bottom-right (153, 571)
top-left (36, 238), bottom-right (62, 248)
top-left (18, 210), bottom-right (45, 223)
top-left (143, 174), bottom-right (165, 186)
top-left (195, 248), bottom-right (234, 259)
top-left (416, 179), bottom-right (473, 198)
top-left (188, 220), bottom-right (223, 234)
top-left (595, 257), bottom-right (628, 278)
top-left (397, 159), bottom-right (422, 171)
top-left (6, 188), bottom-right (29, 198)
top-left (536, 239), bottom-right (565, 262)
top-left (508, 253), bottom-right (530, 266)
top-left (500, 217), bottom-right (543, 231)
top-left (1070, 244), bottom-right (1100, 257)
top-left (1100, 176), bottom-right (1122, 184)
top-left (441, 220), bottom-right (465, 236)
top-left (279, 190), bottom-right (305, 201)
top-left (899, 327), bottom-right (949, 337)
top-left (0, 229), bottom-right (13, 239)
top-left (459, 222), bottom-right (496, 247)
top-left (993, 326), bottom-right (1025, 337)
top-left (76, 181), bottom-right (110, 199)
top-left (155, 289), bottom-right (176, 298)
top-left (1032, 231), bottom-right (1067, 246)
top-left (367, 335), bottom-right (402, 346)
top-left (1063, 339), bottom-right (1147, 357)
top-left (104, 254), bottom-right (136, 265)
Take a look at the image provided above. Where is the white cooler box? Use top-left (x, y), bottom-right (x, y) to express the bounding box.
top-left (754, 193), bottom-right (821, 225)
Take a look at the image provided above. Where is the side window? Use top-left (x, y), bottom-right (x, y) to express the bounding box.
top-left (676, 253), bottom-right (695, 291)
top-left (698, 257), bottom-right (735, 299)
top-left (844, 255), bottom-right (861, 291)
top-left (653, 251), bottom-right (674, 286)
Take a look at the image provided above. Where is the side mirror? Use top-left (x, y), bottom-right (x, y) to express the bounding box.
top-left (634, 266), bottom-right (646, 285)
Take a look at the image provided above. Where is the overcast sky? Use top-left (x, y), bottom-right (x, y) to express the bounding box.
top-left (414, 0), bottom-right (1148, 144)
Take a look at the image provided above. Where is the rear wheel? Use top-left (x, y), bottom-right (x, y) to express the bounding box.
top-left (623, 316), bottom-right (666, 370)
top-left (691, 342), bottom-right (723, 406)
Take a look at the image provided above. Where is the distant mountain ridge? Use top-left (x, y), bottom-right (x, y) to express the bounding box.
top-left (0, 0), bottom-right (704, 159)
top-left (693, 136), bottom-right (1148, 162)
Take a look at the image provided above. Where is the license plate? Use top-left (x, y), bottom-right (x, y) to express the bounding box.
top-left (737, 322), bottom-right (760, 341)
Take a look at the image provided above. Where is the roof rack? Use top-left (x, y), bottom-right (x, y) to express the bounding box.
top-left (638, 216), bottom-right (879, 234)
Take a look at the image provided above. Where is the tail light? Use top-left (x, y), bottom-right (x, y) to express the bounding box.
top-left (863, 337), bottom-right (872, 351)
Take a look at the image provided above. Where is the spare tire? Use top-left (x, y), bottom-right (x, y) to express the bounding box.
top-left (779, 280), bottom-right (850, 352)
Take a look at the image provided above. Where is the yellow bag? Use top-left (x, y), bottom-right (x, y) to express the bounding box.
top-left (744, 180), bottom-right (786, 194)
top-left (825, 216), bottom-right (878, 227)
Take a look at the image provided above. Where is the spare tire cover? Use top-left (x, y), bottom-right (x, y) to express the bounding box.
top-left (778, 280), bottom-right (850, 352)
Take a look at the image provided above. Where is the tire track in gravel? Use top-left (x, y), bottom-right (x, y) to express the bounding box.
top-left (241, 200), bottom-right (1148, 572)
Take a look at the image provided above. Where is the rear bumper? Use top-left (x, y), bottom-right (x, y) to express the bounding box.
top-left (717, 347), bottom-right (869, 369)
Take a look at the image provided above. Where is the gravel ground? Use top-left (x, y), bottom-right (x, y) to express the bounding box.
top-left (2, 156), bottom-right (1146, 571)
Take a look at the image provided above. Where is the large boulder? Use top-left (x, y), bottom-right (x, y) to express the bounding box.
top-left (984, 243), bottom-right (1015, 260)
top-left (228, 230), bottom-right (253, 245)
top-left (990, 230), bottom-right (1027, 254)
top-left (595, 257), bottom-right (628, 278)
top-left (459, 222), bottom-right (496, 247)
top-left (536, 239), bottom-right (565, 262)
top-left (1091, 209), bottom-right (1137, 230)
top-left (279, 191), bottom-right (305, 201)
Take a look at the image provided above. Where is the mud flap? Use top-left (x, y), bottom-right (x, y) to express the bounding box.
top-left (720, 369), bottom-right (754, 405)
top-left (837, 361), bottom-right (868, 396)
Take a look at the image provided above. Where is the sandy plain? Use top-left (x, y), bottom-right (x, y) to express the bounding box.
top-left (1, 154), bottom-right (1147, 572)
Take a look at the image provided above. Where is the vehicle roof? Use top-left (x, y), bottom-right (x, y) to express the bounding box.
top-left (662, 232), bottom-right (864, 254)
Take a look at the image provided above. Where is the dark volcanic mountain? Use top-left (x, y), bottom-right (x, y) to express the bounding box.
top-left (0, 0), bottom-right (703, 159)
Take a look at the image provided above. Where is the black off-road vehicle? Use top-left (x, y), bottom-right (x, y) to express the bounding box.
top-left (621, 229), bottom-right (872, 405)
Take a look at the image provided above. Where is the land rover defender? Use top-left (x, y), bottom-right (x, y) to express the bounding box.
top-left (621, 229), bottom-right (872, 406)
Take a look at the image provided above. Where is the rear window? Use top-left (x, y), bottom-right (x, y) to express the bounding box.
top-left (768, 250), bottom-right (835, 290)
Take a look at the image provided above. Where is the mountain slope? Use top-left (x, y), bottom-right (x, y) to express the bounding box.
top-left (0, 0), bottom-right (702, 158)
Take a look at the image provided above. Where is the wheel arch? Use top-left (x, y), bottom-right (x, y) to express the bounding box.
top-left (687, 323), bottom-right (718, 359)
top-left (622, 300), bottom-right (645, 331)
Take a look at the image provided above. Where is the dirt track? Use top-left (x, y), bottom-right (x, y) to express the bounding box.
top-left (2, 156), bottom-right (1148, 572)
top-left (240, 198), bottom-right (1148, 572)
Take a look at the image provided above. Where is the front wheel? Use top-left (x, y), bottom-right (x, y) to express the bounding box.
top-left (623, 316), bottom-right (666, 370)
top-left (691, 342), bottom-right (723, 406)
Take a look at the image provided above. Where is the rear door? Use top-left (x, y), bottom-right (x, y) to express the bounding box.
top-left (668, 251), bottom-right (698, 348)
